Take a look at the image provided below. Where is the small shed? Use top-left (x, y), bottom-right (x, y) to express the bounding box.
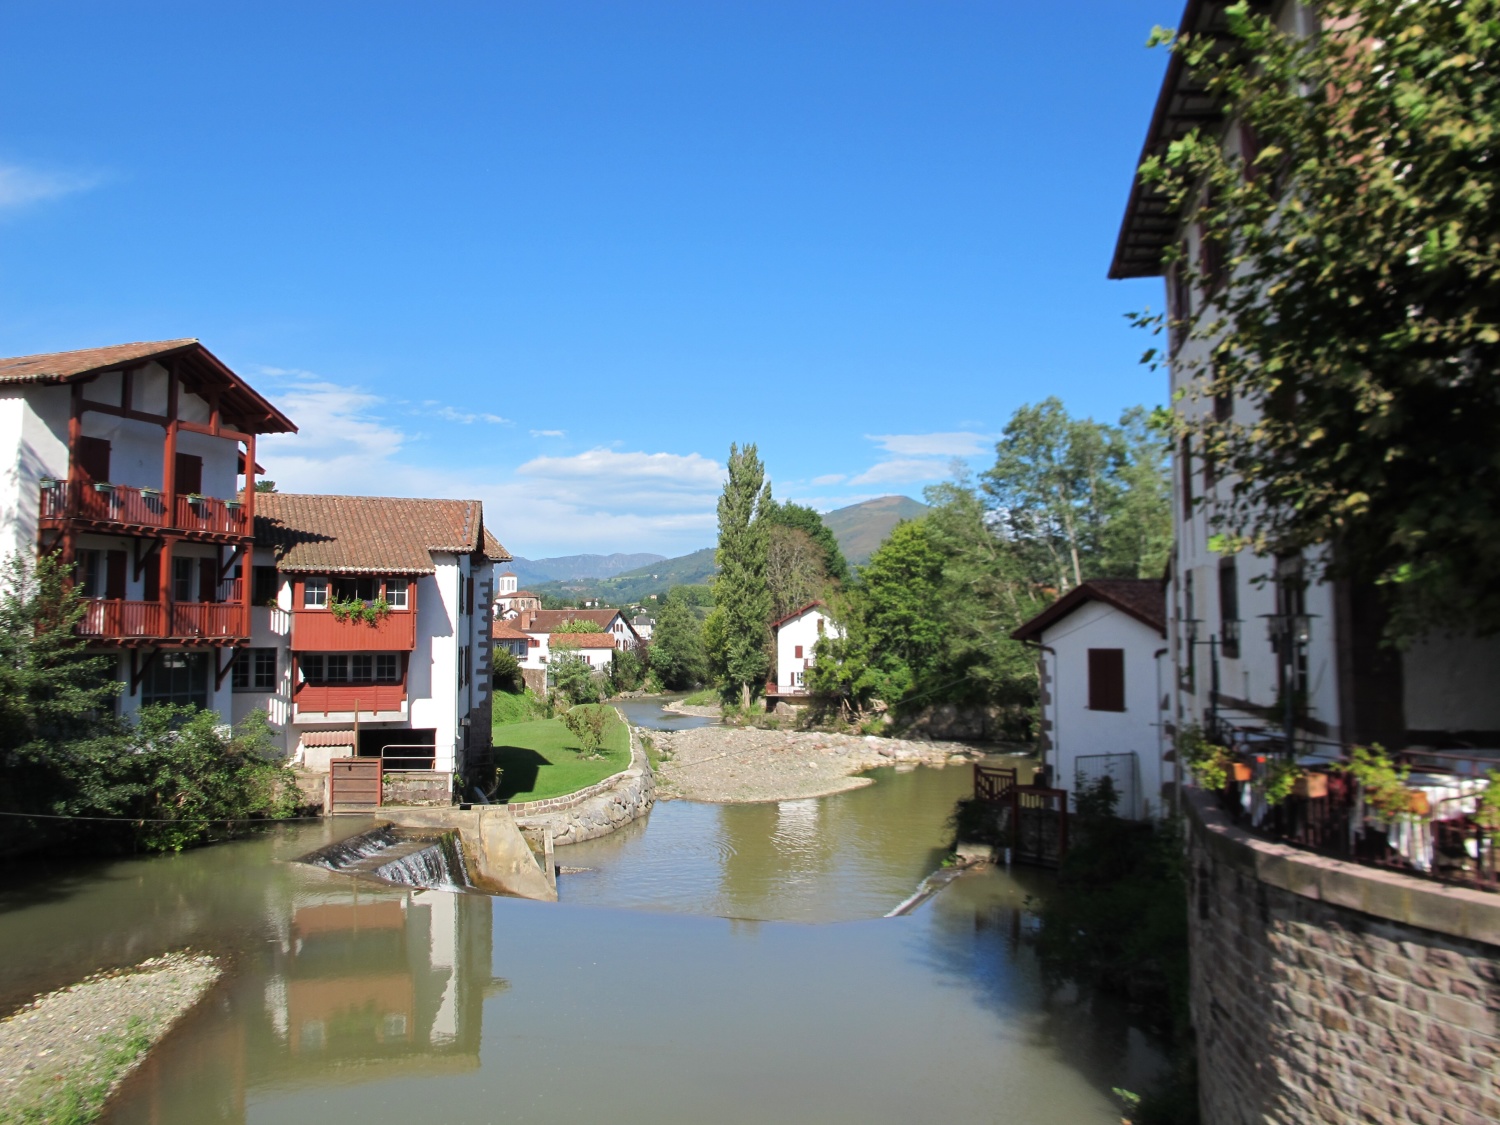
top-left (1012, 579), bottom-right (1168, 820)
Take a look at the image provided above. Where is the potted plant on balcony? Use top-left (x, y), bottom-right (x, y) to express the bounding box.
top-left (185, 492), bottom-right (207, 507)
top-left (330, 596), bottom-right (392, 625)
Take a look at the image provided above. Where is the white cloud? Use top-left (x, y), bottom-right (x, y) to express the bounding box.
top-left (0, 163), bottom-right (102, 210)
top-left (252, 367), bottom-right (724, 554)
top-left (421, 402), bottom-right (510, 425)
top-left (866, 431), bottom-right (992, 457)
top-left (847, 458), bottom-right (952, 486)
top-left (530, 429), bottom-right (566, 438)
top-left (811, 473), bottom-right (846, 486)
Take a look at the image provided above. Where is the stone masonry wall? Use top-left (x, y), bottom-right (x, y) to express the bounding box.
top-left (510, 710), bottom-right (654, 846)
top-left (1186, 790), bottom-right (1500, 1125)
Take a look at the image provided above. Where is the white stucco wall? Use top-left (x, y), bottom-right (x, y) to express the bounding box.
top-left (775, 608), bottom-right (842, 690)
top-left (0, 387), bottom-right (69, 557)
top-left (1041, 599), bottom-right (1168, 820)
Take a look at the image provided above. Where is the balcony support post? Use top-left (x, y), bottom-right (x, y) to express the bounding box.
top-left (129, 648), bottom-right (161, 695)
top-left (61, 382), bottom-right (83, 572)
top-left (242, 433), bottom-right (255, 639)
top-left (214, 648), bottom-right (237, 690)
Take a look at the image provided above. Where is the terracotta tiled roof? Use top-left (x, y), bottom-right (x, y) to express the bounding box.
top-left (0, 339), bottom-right (296, 434)
top-left (255, 493), bottom-right (501, 574)
top-left (1011, 578), bottom-right (1168, 641)
top-left (548, 633), bottom-right (616, 648)
top-left (519, 608), bottom-right (621, 633)
top-left (492, 622), bottom-right (531, 641)
top-left (481, 527), bottom-right (511, 562)
top-left (771, 600), bottom-right (826, 630)
top-left (0, 339), bottom-right (199, 384)
top-left (300, 729), bottom-right (355, 747)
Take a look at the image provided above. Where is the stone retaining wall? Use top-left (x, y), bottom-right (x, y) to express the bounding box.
top-left (1185, 789), bottom-right (1500, 1125)
top-left (510, 710), bottom-right (654, 846)
top-left (382, 771), bottom-right (453, 807)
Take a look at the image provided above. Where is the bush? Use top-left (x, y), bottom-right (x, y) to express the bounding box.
top-left (551, 653), bottom-right (603, 705)
top-left (609, 647), bottom-right (645, 694)
top-left (558, 704), bottom-right (613, 758)
top-left (492, 648), bottom-right (523, 692)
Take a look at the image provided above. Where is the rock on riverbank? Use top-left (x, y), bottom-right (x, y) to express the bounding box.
top-left (0, 951), bottom-right (219, 1120)
top-left (647, 725), bottom-right (1006, 803)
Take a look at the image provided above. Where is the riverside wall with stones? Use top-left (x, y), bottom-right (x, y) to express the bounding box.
top-left (510, 713), bottom-right (655, 847)
top-left (1185, 789), bottom-right (1500, 1125)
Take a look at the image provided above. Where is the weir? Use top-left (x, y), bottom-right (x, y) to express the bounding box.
top-left (302, 826), bottom-right (474, 891)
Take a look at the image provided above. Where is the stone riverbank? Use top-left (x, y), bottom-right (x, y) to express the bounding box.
top-left (511, 716), bottom-right (656, 847)
top-left (0, 951), bottom-right (219, 1120)
top-left (649, 724), bottom-right (1001, 803)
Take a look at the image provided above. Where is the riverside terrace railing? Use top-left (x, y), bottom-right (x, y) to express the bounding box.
top-left (39, 481), bottom-right (248, 537)
top-left (1214, 763), bottom-right (1498, 892)
top-left (975, 765), bottom-right (1018, 803)
top-left (379, 744), bottom-right (437, 772)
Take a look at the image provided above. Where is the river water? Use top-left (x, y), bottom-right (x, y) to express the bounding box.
top-left (0, 699), bottom-right (1160, 1123)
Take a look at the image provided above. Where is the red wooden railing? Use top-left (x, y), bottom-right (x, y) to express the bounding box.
top-left (41, 482), bottom-right (169, 528)
top-left (291, 610), bottom-right (417, 651)
top-left (40, 481), bottom-right (247, 536)
top-left (294, 683), bottom-right (407, 715)
top-left (170, 602), bottom-right (246, 638)
top-left (174, 495), bottom-right (249, 536)
top-left (78, 599), bottom-right (166, 638)
top-left (974, 765), bottom-right (1018, 804)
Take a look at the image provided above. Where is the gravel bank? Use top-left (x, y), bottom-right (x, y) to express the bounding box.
top-left (647, 724), bottom-right (1017, 803)
top-left (0, 952), bottom-right (220, 1120)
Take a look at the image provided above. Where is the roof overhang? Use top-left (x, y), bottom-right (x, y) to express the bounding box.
top-left (1108, 0), bottom-right (1241, 280)
top-left (1012, 582), bottom-right (1167, 642)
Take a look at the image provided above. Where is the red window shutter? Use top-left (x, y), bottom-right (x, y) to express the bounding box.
top-left (174, 453), bottom-right (203, 495)
top-left (105, 550), bottom-right (127, 600)
top-left (198, 558), bottom-right (219, 603)
top-left (794, 645), bottom-right (803, 659)
top-left (1088, 649), bottom-right (1126, 712)
top-left (77, 437), bottom-right (111, 484)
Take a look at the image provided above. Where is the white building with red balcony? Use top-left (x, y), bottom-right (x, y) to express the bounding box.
top-left (245, 493), bottom-right (508, 775)
top-left (0, 340), bottom-right (295, 716)
top-left (767, 601), bottom-right (843, 709)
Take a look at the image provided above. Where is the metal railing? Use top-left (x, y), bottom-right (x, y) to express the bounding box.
top-left (378, 744), bottom-right (436, 772)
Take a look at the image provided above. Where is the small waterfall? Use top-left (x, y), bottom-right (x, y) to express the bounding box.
top-left (301, 828), bottom-right (473, 892)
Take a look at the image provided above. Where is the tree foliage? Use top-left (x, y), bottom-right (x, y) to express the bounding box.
top-left (760, 497), bottom-right (849, 583)
top-left (648, 591), bottom-right (708, 689)
top-left (1142, 0), bottom-right (1500, 637)
top-left (558, 704), bottom-right (613, 758)
top-left (550, 653), bottom-right (603, 705)
top-left (714, 443), bottom-right (773, 704)
top-left (765, 524), bottom-right (829, 621)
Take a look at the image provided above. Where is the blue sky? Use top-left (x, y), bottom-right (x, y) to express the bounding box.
top-left (0, 1), bottom-right (1179, 558)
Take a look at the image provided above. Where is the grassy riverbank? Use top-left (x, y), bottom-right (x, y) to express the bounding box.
top-left (491, 705), bottom-right (630, 803)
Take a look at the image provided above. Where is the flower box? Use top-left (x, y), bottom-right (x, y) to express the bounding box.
top-left (1294, 773), bottom-right (1328, 799)
top-left (1408, 791), bottom-right (1431, 816)
top-left (1231, 762), bottom-right (1253, 783)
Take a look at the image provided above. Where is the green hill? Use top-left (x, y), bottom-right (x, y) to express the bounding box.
top-left (822, 495), bottom-right (928, 565)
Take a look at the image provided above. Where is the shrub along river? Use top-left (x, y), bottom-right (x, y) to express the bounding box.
top-left (0, 701), bottom-right (1162, 1123)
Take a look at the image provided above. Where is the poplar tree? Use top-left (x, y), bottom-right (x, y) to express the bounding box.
top-left (715, 443), bottom-right (772, 707)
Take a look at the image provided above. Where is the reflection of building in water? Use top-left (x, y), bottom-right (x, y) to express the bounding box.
top-left (271, 888), bottom-right (491, 1069)
top-left (110, 886), bottom-right (500, 1125)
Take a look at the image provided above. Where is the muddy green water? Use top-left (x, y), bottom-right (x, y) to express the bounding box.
top-left (0, 763), bottom-right (1160, 1124)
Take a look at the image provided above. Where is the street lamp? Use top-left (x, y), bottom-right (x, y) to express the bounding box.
top-left (1263, 611), bottom-right (1313, 754)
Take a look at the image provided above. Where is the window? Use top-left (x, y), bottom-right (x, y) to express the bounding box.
top-left (385, 578), bottom-right (408, 609)
top-left (173, 557), bottom-right (194, 602)
top-left (253, 566), bottom-right (279, 605)
top-left (816, 618), bottom-right (825, 635)
top-left (233, 648), bottom-right (277, 692)
top-left (301, 653), bottom-right (401, 684)
top-left (76, 550), bottom-right (103, 598)
top-left (304, 578), bottom-right (328, 608)
top-left (1180, 437), bottom-right (1194, 520)
top-left (331, 576), bottom-right (376, 602)
top-left (1087, 649), bottom-right (1126, 712)
top-left (794, 645), bottom-right (803, 659)
top-left (142, 652), bottom-right (209, 711)
top-left (1218, 557), bottom-right (1241, 659)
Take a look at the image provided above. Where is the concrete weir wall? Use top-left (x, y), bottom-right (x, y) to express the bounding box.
top-left (510, 712), bottom-right (655, 847)
top-left (379, 805), bottom-right (556, 902)
top-left (1185, 790), bottom-right (1500, 1125)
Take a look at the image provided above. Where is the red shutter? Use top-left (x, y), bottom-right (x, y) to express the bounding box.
top-left (1088, 649), bottom-right (1126, 712)
top-left (105, 550), bottom-right (127, 600)
top-left (174, 453), bottom-right (203, 495)
top-left (794, 645), bottom-right (803, 659)
top-left (198, 558), bottom-right (219, 603)
top-left (77, 437), bottom-right (111, 484)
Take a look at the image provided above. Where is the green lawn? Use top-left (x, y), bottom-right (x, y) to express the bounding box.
top-left (491, 705), bottom-right (631, 803)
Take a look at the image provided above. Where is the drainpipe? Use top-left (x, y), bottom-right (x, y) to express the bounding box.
top-left (1154, 647), bottom-right (1173, 816)
top-left (1020, 640), bottom-right (1058, 787)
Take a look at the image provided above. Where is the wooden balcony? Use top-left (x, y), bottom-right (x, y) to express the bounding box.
top-left (76, 598), bottom-right (249, 645)
top-left (291, 610), bottom-right (417, 652)
top-left (39, 481), bottom-right (249, 540)
top-left (41, 481), bottom-right (169, 531)
top-left (294, 682), bottom-right (407, 717)
top-left (174, 494), bottom-right (249, 538)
